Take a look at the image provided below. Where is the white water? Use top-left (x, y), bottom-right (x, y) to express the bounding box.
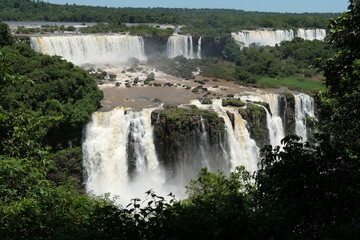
top-left (30, 34), bottom-right (147, 65)
top-left (199, 116), bottom-right (211, 169)
top-left (240, 93), bottom-right (285, 146)
top-left (83, 94), bottom-right (315, 204)
top-left (294, 93), bottom-right (315, 142)
top-left (167, 35), bottom-right (201, 59)
top-left (83, 107), bottom-right (166, 205)
top-left (231, 29), bottom-right (326, 47)
top-left (197, 37), bottom-right (202, 59)
top-left (191, 99), bottom-right (259, 173)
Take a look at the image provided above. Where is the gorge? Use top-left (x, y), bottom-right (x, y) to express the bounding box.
top-left (82, 93), bottom-right (315, 203)
top-left (30, 32), bottom-right (317, 204)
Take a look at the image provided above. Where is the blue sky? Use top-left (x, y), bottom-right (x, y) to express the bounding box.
top-left (45, 0), bottom-right (348, 13)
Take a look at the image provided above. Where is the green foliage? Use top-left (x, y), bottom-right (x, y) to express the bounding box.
top-left (157, 106), bottom-right (223, 135)
top-left (0, 42), bottom-right (103, 153)
top-left (0, 3), bottom-right (358, 240)
top-left (149, 54), bottom-right (200, 79)
top-left (315, 0), bottom-right (360, 155)
top-left (201, 59), bottom-right (239, 81)
top-left (162, 167), bottom-right (254, 240)
top-left (47, 147), bottom-right (83, 187)
top-left (252, 4), bottom-right (360, 238)
top-left (255, 135), bottom-right (359, 239)
top-left (222, 99), bottom-right (245, 107)
top-left (257, 76), bottom-right (325, 94)
top-left (80, 23), bottom-right (174, 37)
top-left (0, 1), bottom-right (338, 37)
top-left (238, 103), bottom-right (268, 146)
top-left (0, 21), bottom-right (14, 47)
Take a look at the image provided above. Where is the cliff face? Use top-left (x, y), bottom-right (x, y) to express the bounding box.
top-left (151, 107), bottom-right (227, 179)
top-left (143, 36), bottom-right (169, 56)
top-left (281, 93), bottom-right (296, 135)
top-left (238, 103), bottom-right (269, 147)
top-left (200, 36), bottom-right (227, 57)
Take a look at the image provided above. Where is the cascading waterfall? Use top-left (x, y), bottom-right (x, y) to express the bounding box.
top-left (30, 34), bottom-right (147, 65)
top-left (199, 116), bottom-right (211, 169)
top-left (240, 93), bottom-right (285, 146)
top-left (83, 107), bottom-right (165, 204)
top-left (296, 28), bottom-right (327, 41)
top-left (191, 99), bottom-right (259, 173)
top-left (197, 37), bottom-right (202, 59)
top-left (83, 94), bottom-right (315, 204)
top-left (294, 93), bottom-right (315, 142)
top-left (167, 35), bottom-right (196, 59)
top-left (231, 29), bottom-right (326, 47)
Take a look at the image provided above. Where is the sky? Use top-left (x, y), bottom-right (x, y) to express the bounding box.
top-left (44, 0), bottom-right (348, 13)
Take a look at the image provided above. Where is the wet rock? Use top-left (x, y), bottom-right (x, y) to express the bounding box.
top-left (201, 98), bottom-right (213, 104)
top-left (227, 94), bottom-right (234, 98)
top-left (238, 103), bottom-right (269, 147)
top-left (226, 111), bottom-right (235, 129)
top-left (115, 82), bottom-right (120, 87)
top-left (195, 80), bottom-right (205, 85)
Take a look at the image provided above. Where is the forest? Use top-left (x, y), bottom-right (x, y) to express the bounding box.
top-left (1, 0), bottom-right (340, 37)
top-left (0, 0), bottom-right (359, 239)
top-left (147, 37), bottom-right (333, 94)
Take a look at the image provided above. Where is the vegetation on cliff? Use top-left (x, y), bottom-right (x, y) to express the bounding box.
top-left (238, 103), bottom-right (269, 146)
top-left (151, 106), bottom-right (225, 173)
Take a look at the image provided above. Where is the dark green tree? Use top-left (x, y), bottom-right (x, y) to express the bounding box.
top-left (0, 21), bottom-right (14, 47)
top-left (255, 2), bottom-right (360, 239)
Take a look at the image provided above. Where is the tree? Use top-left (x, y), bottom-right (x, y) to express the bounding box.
top-left (316, 0), bottom-right (360, 156)
top-left (0, 21), bottom-right (14, 47)
top-left (254, 2), bottom-right (360, 239)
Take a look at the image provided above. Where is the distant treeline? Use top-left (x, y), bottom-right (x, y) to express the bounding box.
top-left (0, 0), bottom-right (341, 36)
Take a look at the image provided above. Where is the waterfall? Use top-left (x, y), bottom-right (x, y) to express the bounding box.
top-left (30, 34), bottom-right (147, 65)
top-left (166, 35), bottom-right (196, 59)
top-left (83, 107), bottom-right (165, 204)
top-left (296, 28), bottom-right (327, 41)
top-left (83, 93), bottom-right (314, 204)
top-left (231, 29), bottom-right (326, 47)
top-left (199, 116), bottom-right (211, 169)
top-left (197, 37), bottom-right (202, 59)
top-left (191, 99), bottom-right (259, 173)
top-left (240, 93), bottom-right (285, 146)
top-left (294, 93), bottom-right (315, 142)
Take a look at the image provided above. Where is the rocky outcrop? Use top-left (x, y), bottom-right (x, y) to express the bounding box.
top-left (238, 103), bottom-right (269, 147)
top-left (151, 106), bottom-right (226, 179)
top-left (143, 36), bottom-right (169, 56)
top-left (280, 93), bottom-right (296, 135)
